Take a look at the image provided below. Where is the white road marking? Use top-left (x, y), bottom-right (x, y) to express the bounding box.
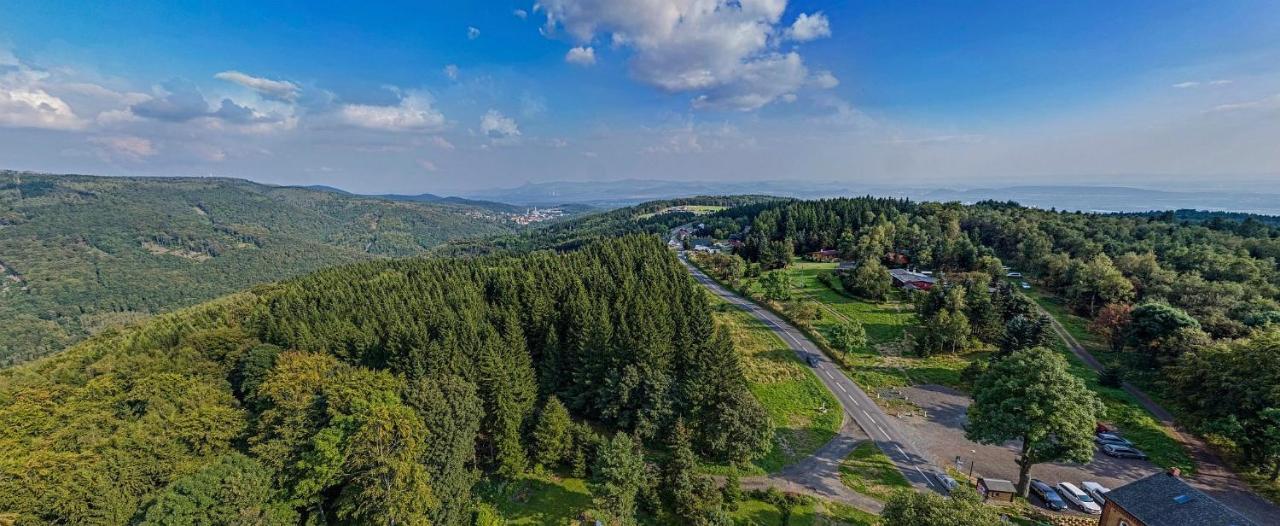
top-left (862, 409), bottom-right (872, 419)
top-left (895, 445), bottom-right (907, 456)
top-left (824, 371), bottom-right (834, 379)
top-left (876, 425), bottom-right (890, 439)
top-left (837, 384), bottom-right (847, 394)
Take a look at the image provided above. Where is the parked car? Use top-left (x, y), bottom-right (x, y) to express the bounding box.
top-left (1029, 479), bottom-right (1068, 511)
top-left (1020, 281), bottom-right (1031, 289)
top-left (1101, 443), bottom-right (1149, 459)
top-left (1081, 481), bottom-right (1110, 506)
top-left (939, 475), bottom-right (959, 494)
top-left (1007, 271), bottom-right (1023, 278)
top-left (1057, 482), bottom-right (1102, 514)
top-left (1095, 433), bottom-right (1134, 447)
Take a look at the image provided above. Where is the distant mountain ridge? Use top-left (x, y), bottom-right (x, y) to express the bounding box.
top-left (463, 179), bottom-right (1280, 215)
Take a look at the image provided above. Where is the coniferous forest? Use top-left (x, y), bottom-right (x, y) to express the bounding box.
top-left (0, 235), bottom-right (769, 525)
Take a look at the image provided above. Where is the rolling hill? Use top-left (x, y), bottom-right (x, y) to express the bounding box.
top-left (0, 171), bottom-right (517, 365)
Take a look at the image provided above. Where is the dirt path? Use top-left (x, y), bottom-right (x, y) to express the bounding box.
top-left (1042, 309), bottom-right (1280, 525)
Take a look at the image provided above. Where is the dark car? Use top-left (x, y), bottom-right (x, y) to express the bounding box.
top-left (806, 354), bottom-right (819, 367)
top-left (1029, 479), bottom-right (1068, 511)
top-left (1101, 444), bottom-right (1148, 460)
top-left (1095, 433), bottom-right (1134, 447)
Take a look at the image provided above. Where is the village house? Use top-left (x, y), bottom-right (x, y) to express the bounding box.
top-left (806, 248), bottom-right (840, 262)
top-left (1099, 470), bottom-right (1257, 526)
top-left (889, 268), bottom-right (936, 291)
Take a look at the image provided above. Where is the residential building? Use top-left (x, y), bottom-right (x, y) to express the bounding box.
top-left (1099, 470), bottom-right (1256, 526)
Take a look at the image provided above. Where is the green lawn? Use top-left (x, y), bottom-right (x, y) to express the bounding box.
top-left (839, 441), bottom-right (912, 501)
top-left (711, 300), bottom-right (843, 474)
top-left (479, 472), bottom-right (878, 525)
top-left (770, 263), bottom-right (972, 396)
top-left (480, 473), bottom-right (593, 525)
top-left (729, 499), bottom-right (878, 526)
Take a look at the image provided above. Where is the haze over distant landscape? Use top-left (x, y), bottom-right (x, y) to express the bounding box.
top-left (1, 1), bottom-right (1278, 194)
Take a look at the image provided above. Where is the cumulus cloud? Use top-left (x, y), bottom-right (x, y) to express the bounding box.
top-left (785, 12), bottom-right (831, 42)
top-left (811, 70), bottom-right (839, 89)
top-left (565, 46), bottom-right (597, 66)
top-left (0, 57), bottom-right (89, 130)
top-left (467, 26), bottom-right (481, 40)
top-left (131, 79), bottom-right (211, 122)
top-left (480, 109), bottom-right (520, 138)
top-left (537, 0), bottom-right (833, 110)
top-left (514, 9), bottom-right (528, 19)
top-left (214, 70), bottom-right (300, 102)
top-left (339, 92), bottom-right (446, 132)
top-left (443, 64), bottom-right (459, 81)
top-left (89, 135), bottom-right (156, 161)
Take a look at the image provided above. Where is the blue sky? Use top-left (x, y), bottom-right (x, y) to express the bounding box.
top-left (1, 1), bottom-right (1278, 193)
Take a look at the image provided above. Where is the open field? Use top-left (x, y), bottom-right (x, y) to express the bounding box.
top-left (710, 298), bottom-right (843, 474)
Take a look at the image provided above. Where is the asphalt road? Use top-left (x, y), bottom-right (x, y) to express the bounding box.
top-left (679, 254), bottom-right (949, 496)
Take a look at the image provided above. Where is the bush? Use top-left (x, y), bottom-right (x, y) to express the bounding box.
top-left (1099, 366), bottom-right (1125, 388)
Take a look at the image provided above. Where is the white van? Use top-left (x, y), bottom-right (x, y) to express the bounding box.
top-left (1057, 482), bottom-right (1102, 514)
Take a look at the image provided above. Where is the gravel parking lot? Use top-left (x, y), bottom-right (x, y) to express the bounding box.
top-left (895, 384), bottom-right (1160, 513)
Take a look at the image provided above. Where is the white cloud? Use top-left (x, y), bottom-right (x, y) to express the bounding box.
top-left (428, 135), bottom-right (456, 150)
top-left (786, 12), bottom-right (831, 42)
top-left (89, 135), bottom-right (156, 161)
top-left (417, 159), bottom-right (439, 172)
top-left (339, 92), bottom-right (446, 132)
top-left (1209, 93), bottom-right (1280, 113)
top-left (537, 0), bottom-right (826, 110)
top-left (1175, 79), bottom-right (1234, 89)
top-left (565, 46), bottom-right (597, 66)
top-left (131, 79), bottom-right (211, 122)
top-left (0, 64), bottom-right (87, 130)
top-left (467, 26), bottom-right (481, 40)
top-left (514, 9), bottom-right (528, 19)
top-left (214, 70), bottom-right (300, 102)
top-left (691, 52), bottom-right (809, 111)
top-left (443, 64), bottom-right (459, 81)
top-left (480, 109), bottom-right (520, 138)
top-left (811, 70), bottom-right (839, 89)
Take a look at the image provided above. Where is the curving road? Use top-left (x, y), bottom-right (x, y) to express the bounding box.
top-left (679, 254), bottom-right (949, 504)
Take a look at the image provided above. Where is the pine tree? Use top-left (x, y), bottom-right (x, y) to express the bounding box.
top-left (533, 395), bottom-right (573, 468)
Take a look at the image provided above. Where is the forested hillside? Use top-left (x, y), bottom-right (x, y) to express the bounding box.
top-left (690, 196), bottom-right (1280, 486)
top-left (0, 235), bottom-right (769, 525)
top-left (0, 172), bottom-right (515, 365)
top-left (433, 195), bottom-right (787, 256)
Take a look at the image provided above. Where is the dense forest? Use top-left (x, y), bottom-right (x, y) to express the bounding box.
top-left (0, 235), bottom-right (769, 524)
top-left (0, 172), bottom-right (518, 365)
top-left (693, 196), bottom-right (1280, 481)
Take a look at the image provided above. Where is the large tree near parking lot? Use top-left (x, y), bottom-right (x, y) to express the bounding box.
top-left (965, 347), bottom-right (1104, 497)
